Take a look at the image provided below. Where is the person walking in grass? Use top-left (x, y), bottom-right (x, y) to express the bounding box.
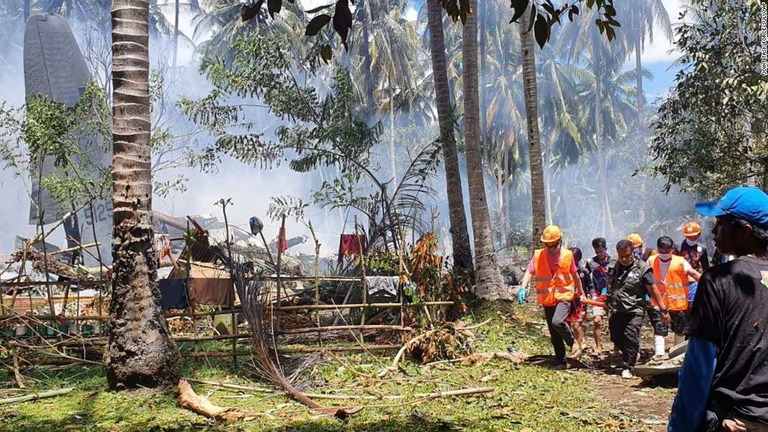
top-left (566, 247), bottom-right (592, 352)
top-left (606, 239), bottom-right (669, 379)
top-left (585, 237), bottom-right (613, 357)
top-left (518, 225), bottom-right (585, 368)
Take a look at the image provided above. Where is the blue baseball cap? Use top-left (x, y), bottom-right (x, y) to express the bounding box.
top-left (695, 186), bottom-right (768, 229)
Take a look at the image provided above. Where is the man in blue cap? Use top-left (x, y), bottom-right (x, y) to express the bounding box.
top-left (668, 187), bottom-right (768, 432)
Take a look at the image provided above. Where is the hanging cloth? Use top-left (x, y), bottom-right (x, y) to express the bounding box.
top-left (338, 234), bottom-right (366, 263)
top-left (278, 226), bottom-right (288, 253)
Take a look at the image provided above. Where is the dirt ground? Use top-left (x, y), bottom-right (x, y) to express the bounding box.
top-left (572, 337), bottom-right (678, 431)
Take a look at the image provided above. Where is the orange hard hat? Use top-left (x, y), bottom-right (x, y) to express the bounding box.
top-left (541, 225), bottom-right (562, 243)
top-left (627, 233), bottom-right (643, 248)
top-left (683, 221), bottom-right (702, 237)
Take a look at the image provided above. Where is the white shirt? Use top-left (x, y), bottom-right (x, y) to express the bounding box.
top-left (658, 257), bottom-right (694, 282)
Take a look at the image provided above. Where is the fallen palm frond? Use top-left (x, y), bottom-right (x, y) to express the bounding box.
top-left (379, 323), bottom-right (474, 377)
top-left (233, 270), bottom-right (362, 419)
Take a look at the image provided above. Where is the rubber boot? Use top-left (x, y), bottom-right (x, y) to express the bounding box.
top-left (654, 335), bottom-right (666, 359)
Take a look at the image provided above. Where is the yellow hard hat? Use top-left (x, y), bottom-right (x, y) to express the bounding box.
top-left (683, 221), bottom-right (702, 237)
top-left (541, 225), bottom-right (562, 243)
top-left (627, 233), bottom-right (643, 248)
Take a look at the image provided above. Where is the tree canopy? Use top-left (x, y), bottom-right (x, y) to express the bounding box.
top-left (651, 0), bottom-right (767, 196)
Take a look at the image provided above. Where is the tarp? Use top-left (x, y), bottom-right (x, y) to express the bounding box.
top-left (168, 261), bottom-right (234, 306)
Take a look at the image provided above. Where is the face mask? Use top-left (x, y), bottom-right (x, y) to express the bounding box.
top-left (684, 238), bottom-right (696, 246)
top-left (658, 253), bottom-right (671, 260)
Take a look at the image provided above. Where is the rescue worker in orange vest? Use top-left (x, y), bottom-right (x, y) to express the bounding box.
top-left (678, 221), bottom-right (710, 273)
top-left (647, 236), bottom-right (700, 359)
top-left (518, 225), bottom-right (585, 368)
top-left (628, 233), bottom-right (654, 261)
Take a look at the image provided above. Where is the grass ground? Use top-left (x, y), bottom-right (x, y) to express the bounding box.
top-left (0, 302), bottom-right (676, 432)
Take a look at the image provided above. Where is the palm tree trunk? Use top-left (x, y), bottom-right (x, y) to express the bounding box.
top-left (359, 0), bottom-right (374, 115)
top-left (463, 0), bottom-right (503, 299)
top-left (106, 0), bottom-right (181, 390)
top-left (388, 76), bottom-right (397, 183)
top-left (593, 43), bottom-right (608, 236)
top-left (426, 0), bottom-right (473, 277)
top-left (519, 4), bottom-right (547, 247)
top-left (173, 0), bottom-right (180, 67)
top-left (497, 151), bottom-right (508, 248)
top-left (478, 0), bottom-right (487, 154)
top-left (635, 39), bottom-right (644, 129)
top-left (24, 0), bottom-right (30, 21)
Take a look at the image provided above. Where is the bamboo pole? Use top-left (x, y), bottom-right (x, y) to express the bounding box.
top-left (49, 242), bottom-right (100, 256)
top-left (0, 281), bottom-right (106, 288)
top-left (304, 387), bottom-right (494, 401)
top-left (279, 344), bottom-right (399, 353)
top-left (277, 325), bottom-right (412, 335)
top-left (173, 334), bottom-right (252, 343)
top-left (307, 220), bottom-right (322, 346)
top-left (181, 351), bottom-right (252, 358)
top-left (181, 378), bottom-right (272, 393)
top-left (0, 301), bottom-right (453, 321)
top-left (184, 219), bottom-right (199, 360)
top-left (275, 215), bottom-right (286, 334)
top-left (219, 199), bottom-right (238, 367)
top-left (278, 301), bottom-right (453, 312)
top-left (0, 314), bottom-right (110, 321)
top-left (355, 217), bottom-right (366, 338)
top-left (0, 388), bottom-right (74, 405)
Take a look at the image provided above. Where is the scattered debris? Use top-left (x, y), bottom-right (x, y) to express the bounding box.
top-left (234, 272), bottom-right (363, 419)
top-left (177, 379), bottom-right (251, 422)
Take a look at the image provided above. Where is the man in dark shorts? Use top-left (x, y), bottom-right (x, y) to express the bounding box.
top-left (586, 237), bottom-right (612, 355)
top-left (668, 187), bottom-right (768, 431)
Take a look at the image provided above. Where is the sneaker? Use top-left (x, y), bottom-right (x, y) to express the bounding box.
top-left (621, 369), bottom-right (634, 379)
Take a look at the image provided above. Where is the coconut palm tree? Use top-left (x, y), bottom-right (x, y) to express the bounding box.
top-left (366, 0), bottom-right (424, 182)
top-left (558, 10), bottom-right (631, 236)
top-left (615, 0), bottom-right (672, 127)
top-left (425, 0), bottom-right (473, 277)
top-left (462, 0), bottom-right (504, 299)
top-left (517, 3), bottom-right (547, 247)
top-left (106, 0), bottom-right (181, 390)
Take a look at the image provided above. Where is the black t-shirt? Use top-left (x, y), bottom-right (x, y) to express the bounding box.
top-left (607, 259), bottom-right (655, 315)
top-left (685, 256), bottom-right (768, 422)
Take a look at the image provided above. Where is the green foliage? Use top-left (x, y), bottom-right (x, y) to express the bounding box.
top-left (240, 0), bottom-right (620, 54)
top-left (651, 0), bottom-right (768, 196)
top-left (0, 306), bottom-right (673, 431)
top-left (0, 73), bottom-right (201, 212)
top-left (181, 32), bottom-right (379, 174)
top-left (268, 195), bottom-right (309, 222)
top-left (183, 31), bottom-right (444, 250)
top-left (0, 82), bottom-right (112, 213)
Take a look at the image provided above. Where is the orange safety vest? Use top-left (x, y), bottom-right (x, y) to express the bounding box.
top-left (533, 248), bottom-right (575, 307)
top-left (648, 255), bottom-right (690, 311)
